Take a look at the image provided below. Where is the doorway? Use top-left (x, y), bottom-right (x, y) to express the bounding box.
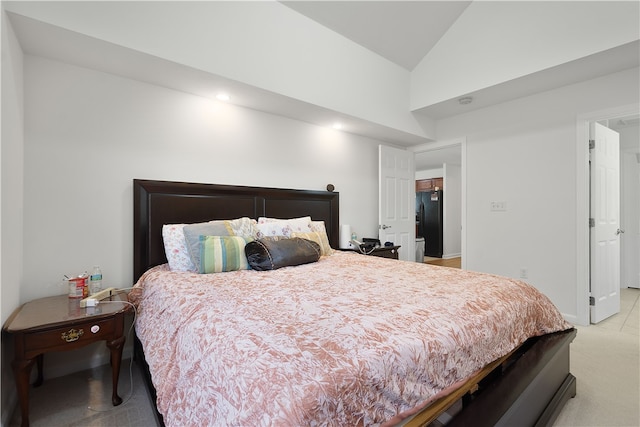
top-left (608, 115), bottom-right (640, 291)
top-left (412, 138), bottom-right (466, 269)
top-left (576, 104), bottom-right (640, 325)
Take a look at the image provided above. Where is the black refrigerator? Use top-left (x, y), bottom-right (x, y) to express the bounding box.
top-left (416, 190), bottom-right (443, 258)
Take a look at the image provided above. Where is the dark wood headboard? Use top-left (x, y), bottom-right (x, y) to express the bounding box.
top-left (133, 179), bottom-right (339, 282)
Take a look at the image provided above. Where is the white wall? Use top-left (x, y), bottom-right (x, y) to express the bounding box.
top-left (1, 10), bottom-right (24, 426)
top-left (16, 54), bottom-right (384, 379)
top-left (415, 168), bottom-right (443, 180)
top-left (23, 54), bottom-right (383, 299)
top-left (436, 67), bottom-right (640, 324)
top-left (0, 9), bottom-right (24, 324)
top-left (443, 164), bottom-right (461, 258)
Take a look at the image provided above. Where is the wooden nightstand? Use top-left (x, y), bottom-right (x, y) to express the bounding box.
top-left (3, 291), bottom-right (131, 427)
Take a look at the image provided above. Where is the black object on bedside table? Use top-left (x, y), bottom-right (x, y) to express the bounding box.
top-left (366, 245), bottom-right (400, 259)
top-left (341, 245), bottom-right (400, 260)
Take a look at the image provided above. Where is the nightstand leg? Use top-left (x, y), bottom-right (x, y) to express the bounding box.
top-left (34, 354), bottom-right (44, 387)
top-left (106, 335), bottom-right (125, 406)
top-left (13, 358), bottom-right (35, 427)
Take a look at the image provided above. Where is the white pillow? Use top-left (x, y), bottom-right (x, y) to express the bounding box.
top-left (162, 224), bottom-right (197, 272)
top-left (227, 217), bottom-right (259, 240)
top-left (256, 216), bottom-right (313, 238)
top-left (310, 220), bottom-right (334, 255)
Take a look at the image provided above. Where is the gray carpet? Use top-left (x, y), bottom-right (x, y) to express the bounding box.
top-left (8, 359), bottom-right (159, 427)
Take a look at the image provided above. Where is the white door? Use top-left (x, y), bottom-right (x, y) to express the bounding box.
top-left (590, 122), bottom-right (621, 323)
top-left (379, 145), bottom-right (415, 261)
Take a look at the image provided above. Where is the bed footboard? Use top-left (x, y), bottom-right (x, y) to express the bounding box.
top-left (135, 329), bottom-right (576, 427)
top-left (416, 328), bottom-right (576, 427)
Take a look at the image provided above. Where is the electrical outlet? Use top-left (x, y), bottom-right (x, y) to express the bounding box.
top-left (490, 201), bottom-right (507, 211)
top-left (519, 268), bottom-right (528, 279)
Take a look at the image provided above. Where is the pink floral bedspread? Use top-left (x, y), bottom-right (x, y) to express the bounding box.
top-left (130, 252), bottom-right (571, 426)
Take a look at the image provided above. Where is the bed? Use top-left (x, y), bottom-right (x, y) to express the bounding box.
top-left (131, 179), bottom-right (576, 426)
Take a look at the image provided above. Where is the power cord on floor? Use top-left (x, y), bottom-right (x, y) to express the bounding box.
top-left (86, 299), bottom-right (138, 412)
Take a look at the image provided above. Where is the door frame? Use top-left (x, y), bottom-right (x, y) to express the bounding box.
top-left (575, 103), bottom-right (639, 326)
top-left (410, 137), bottom-right (467, 269)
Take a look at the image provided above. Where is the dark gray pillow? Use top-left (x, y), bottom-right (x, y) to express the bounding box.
top-left (245, 237), bottom-right (321, 271)
top-left (183, 221), bottom-right (232, 268)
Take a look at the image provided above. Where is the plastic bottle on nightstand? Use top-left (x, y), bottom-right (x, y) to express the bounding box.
top-left (89, 266), bottom-right (102, 295)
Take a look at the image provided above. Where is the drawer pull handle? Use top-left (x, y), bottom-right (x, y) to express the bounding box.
top-left (61, 328), bottom-right (84, 342)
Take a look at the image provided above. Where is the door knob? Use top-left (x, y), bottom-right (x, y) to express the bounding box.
top-left (616, 228), bottom-right (625, 235)
top-left (380, 224), bottom-right (391, 230)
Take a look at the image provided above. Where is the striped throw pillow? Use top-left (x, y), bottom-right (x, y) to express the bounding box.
top-left (198, 236), bottom-right (249, 273)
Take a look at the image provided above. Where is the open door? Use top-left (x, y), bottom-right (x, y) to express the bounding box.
top-left (379, 145), bottom-right (415, 261)
top-left (590, 122), bottom-right (621, 323)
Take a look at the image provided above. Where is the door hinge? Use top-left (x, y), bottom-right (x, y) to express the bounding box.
top-left (589, 139), bottom-right (595, 149)
top-left (589, 218), bottom-right (595, 227)
top-left (589, 296), bottom-right (595, 306)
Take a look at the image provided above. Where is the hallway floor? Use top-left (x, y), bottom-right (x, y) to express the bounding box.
top-left (424, 256), bottom-right (461, 268)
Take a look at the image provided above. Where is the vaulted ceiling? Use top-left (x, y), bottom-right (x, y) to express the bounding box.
top-left (280, 1), bottom-right (639, 169)
top-left (282, 1), bottom-right (472, 71)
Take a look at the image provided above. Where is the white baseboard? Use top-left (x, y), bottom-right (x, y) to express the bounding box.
top-left (562, 313), bottom-right (582, 326)
top-left (442, 252), bottom-right (461, 259)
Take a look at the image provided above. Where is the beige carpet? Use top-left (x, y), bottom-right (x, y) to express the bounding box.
top-left (553, 288), bottom-right (640, 426)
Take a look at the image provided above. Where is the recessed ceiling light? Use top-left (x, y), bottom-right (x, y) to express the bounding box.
top-left (332, 122), bottom-right (343, 130)
top-left (216, 93), bottom-right (230, 102)
top-left (458, 96), bottom-right (473, 105)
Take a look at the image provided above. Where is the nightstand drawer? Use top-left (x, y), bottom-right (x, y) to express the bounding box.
top-left (24, 319), bottom-right (115, 352)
